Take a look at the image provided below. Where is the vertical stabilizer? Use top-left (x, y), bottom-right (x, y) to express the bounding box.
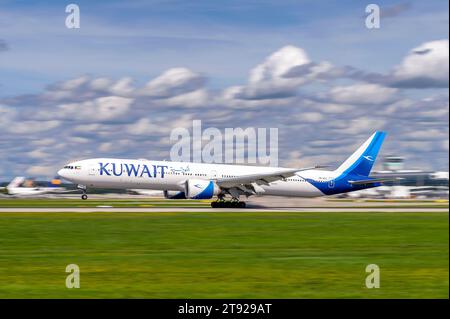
top-left (334, 132), bottom-right (386, 177)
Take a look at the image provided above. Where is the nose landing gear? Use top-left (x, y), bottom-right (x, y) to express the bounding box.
top-left (77, 185), bottom-right (88, 200)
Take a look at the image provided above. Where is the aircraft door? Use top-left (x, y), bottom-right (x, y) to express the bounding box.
top-left (89, 165), bottom-right (97, 176)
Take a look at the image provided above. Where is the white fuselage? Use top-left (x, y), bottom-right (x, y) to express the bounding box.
top-left (58, 158), bottom-right (341, 198)
top-left (7, 187), bottom-right (50, 196)
top-left (5, 176), bottom-right (66, 196)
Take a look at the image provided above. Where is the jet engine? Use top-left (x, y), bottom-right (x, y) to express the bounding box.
top-left (184, 179), bottom-right (220, 199)
top-left (163, 190), bottom-right (187, 199)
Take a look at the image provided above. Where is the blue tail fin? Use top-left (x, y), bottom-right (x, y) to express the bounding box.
top-left (334, 132), bottom-right (386, 177)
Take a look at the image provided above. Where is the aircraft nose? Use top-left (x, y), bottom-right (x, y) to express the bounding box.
top-left (57, 169), bottom-right (66, 178)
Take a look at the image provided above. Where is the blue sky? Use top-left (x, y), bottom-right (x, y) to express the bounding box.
top-left (0, 0), bottom-right (448, 179)
top-left (1, 0), bottom-right (447, 94)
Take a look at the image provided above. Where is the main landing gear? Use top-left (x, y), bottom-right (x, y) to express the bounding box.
top-left (78, 185), bottom-right (88, 200)
top-left (211, 197), bottom-right (246, 208)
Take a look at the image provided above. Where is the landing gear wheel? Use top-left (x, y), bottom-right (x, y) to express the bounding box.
top-left (78, 185), bottom-right (88, 200)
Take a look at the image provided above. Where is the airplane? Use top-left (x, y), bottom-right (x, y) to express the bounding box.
top-left (430, 171), bottom-right (449, 180)
top-left (57, 131), bottom-right (392, 208)
top-left (343, 170), bottom-right (449, 199)
top-left (0, 176), bottom-right (70, 197)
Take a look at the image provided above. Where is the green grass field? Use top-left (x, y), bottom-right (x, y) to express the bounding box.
top-left (0, 211), bottom-right (448, 298)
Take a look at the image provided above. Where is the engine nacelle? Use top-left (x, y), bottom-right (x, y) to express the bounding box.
top-left (185, 179), bottom-right (220, 199)
top-left (163, 190), bottom-right (187, 199)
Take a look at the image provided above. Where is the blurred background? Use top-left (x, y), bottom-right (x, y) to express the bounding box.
top-left (0, 1), bottom-right (448, 299)
top-left (0, 0), bottom-right (448, 182)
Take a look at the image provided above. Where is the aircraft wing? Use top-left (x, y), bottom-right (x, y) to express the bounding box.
top-left (216, 166), bottom-right (326, 194)
top-left (348, 178), bottom-right (396, 185)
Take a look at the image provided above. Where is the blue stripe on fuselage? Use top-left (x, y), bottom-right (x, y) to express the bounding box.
top-left (304, 174), bottom-right (381, 195)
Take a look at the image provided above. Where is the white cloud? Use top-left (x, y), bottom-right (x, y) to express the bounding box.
top-left (90, 77), bottom-right (113, 91)
top-left (302, 100), bottom-right (355, 114)
top-left (1, 39), bottom-right (449, 178)
top-left (73, 123), bottom-right (102, 132)
top-left (58, 96), bottom-right (133, 121)
top-left (28, 149), bottom-right (48, 159)
top-left (99, 142), bottom-right (114, 152)
top-left (328, 83), bottom-right (398, 105)
top-left (338, 117), bottom-right (386, 135)
top-left (141, 67), bottom-right (205, 98)
top-left (68, 136), bottom-right (91, 144)
top-left (59, 76), bottom-right (89, 91)
top-left (110, 77), bottom-right (135, 96)
top-left (0, 104), bottom-right (16, 129)
top-left (250, 45), bottom-right (310, 83)
top-left (170, 114), bottom-right (195, 129)
top-left (401, 141), bottom-right (435, 152)
top-left (31, 138), bottom-right (55, 146)
top-left (298, 112), bottom-right (324, 123)
top-left (42, 76), bottom-right (134, 101)
top-left (127, 118), bottom-right (161, 135)
top-left (392, 39), bottom-right (449, 88)
top-left (224, 45), bottom-right (336, 101)
top-left (305, 61), bottom-right (334, 80)
top-left (42, 89), bottom-right (75, 101)
top-left (403, 129), bottom-right (447, 141)
top-left (162, 89), bottom-right (208, 108)
top-left (219, 85), bottom-right (296, 109)
top-left (441, 140), bottom-right (449, 152)
top-left (8, 120), bottom-right (60, 134)
top-left (26, 165), bottom-right (57, 177)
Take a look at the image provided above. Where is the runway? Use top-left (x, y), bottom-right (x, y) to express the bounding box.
top-left (0, 196), bottom-right (447, 213)
top-left (0, 207), bottom-right (448, 213)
